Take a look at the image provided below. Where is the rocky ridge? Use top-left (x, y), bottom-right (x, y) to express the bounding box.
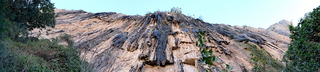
top-left (30, 9), bottom-right (291, 72)
top-left (266, 19), bottom-right (292, 37)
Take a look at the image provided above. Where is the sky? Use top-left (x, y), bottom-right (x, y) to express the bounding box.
top-left (52, 0), bottom-right (320, 29)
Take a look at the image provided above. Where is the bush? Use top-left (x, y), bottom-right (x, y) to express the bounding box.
top-left (229, 35), bottom-right (234, 39)
top-left (59, 33), bottom-right (74, 47)
top-left (240, 42), bottom-right (283, 72)
top-left (0, 36), bottom-right (91, 72)
top-left (170, 7), bottom-right (182, 14)
top-left (196, 29), bottom-right (216, 65)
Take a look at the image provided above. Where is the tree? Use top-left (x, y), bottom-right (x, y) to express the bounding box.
top-left (1, 0), bottom-right (55, 39)
top-left (0, 0), bottom-right (9, 39)
top-left (284, 5), bottom-right (320, 71)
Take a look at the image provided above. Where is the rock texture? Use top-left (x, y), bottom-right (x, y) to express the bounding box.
top-left (266, 19), bottom-right (292, 37)
top-left (30, 9), bottom-right (291, 72)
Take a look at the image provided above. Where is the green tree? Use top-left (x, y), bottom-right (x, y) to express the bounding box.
top-left (1, 0), bottom-right (55, 39)
top-left (1, 0), bottom-right (92, 72)
top-left (0, 0), bottom-right (9, 39)
top-left (284, 5), bottom-right (320, 71)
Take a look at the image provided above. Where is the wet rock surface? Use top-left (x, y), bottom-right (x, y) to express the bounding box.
top-left (30, 9), bottom-right (291, 72)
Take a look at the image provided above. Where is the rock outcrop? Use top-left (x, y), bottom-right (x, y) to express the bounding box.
top-left (30, 9), bottom-right (291, 72)
top-left (266, 19), bottom-right (292, 37)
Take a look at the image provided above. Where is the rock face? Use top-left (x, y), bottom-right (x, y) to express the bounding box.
top-left (266, 19), bottom-right (292, 37)
top-left (30, 9), bottom-right (291, 72)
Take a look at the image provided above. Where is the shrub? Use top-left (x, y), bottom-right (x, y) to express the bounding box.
top-left (0, 36), bottom-right (91, 72)
top-left (196, 29), bottom-right (216, 65)
top-left (240, 42), bottom-right (283, 72)
top-left (170, 7), bottom-right (182, 14)
top-left (223, 64), bottom-right (234, 72)
top-left (229, 35), bottom-right (234, 39)
top-left (59, 33), bottom-right (74, 47)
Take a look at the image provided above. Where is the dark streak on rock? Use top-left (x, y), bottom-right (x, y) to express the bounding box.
top-left (76, 28), bottom-right (118, 50)
top-left (112, 34), bottom-right (128, 48)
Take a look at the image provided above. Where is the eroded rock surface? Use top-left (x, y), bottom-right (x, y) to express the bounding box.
top-left (266, 19), bottom-right (292, 37)
top-left (30, 9), bottom-right (291, 72)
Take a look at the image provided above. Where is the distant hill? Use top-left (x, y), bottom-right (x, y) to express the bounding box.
top-left (30, 9), bottom-right (291, 72)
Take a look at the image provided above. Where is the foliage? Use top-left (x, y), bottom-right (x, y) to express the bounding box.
top-left (0, 0), bottom-right (11, 39)
top-left (0, 0), bottom-right (92, 71)
top-left (228, 35), bottom-right (234, 39)
top-left (170, 7), bottom-right (182, 14)
top-left (0, 37), bottom-right (91, 72)
top-left (1, 0), bottom-right (55, 40)
top-left (197, 16), bottom-right (203, 20)
top-left (196, 29), bottom-right (234, 72)
top-left (59, 33), bottom-right (74, 47)
top-left (223, 64), bottom-right (234, 72)
top-left (196, 29), bottom-right (216, 65)
top-left (196, 29), bottom-right (216, 71)
top-left (283, 5), bottom-right (320, 71)
top-left (5, 0), bottom-right (56, 30)
top-left (240, 42), bottom-right (283, 72)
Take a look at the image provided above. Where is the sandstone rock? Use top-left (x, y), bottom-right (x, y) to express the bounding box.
top-left (266, 19), bottom-right (292, 36)
top-left (29, 9), bottom-right (291, 72)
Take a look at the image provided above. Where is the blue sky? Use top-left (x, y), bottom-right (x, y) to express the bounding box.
top-left (52, 0), bottom-right (320, 28)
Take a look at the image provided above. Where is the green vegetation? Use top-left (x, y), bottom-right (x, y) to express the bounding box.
top-left (6, 0), bottom-right (55, 30)
top-left (170, 7), bottom-right (182, 14)
top-left (228, 35), bottom-right (234, 39)
top-left (196, 29), bottom-right (216, 65)
top-left (223, 64), bottom-right (234, 72)
top-left (1, 0), bottom-right (55, 40)
top-left (196, 29), bottom-right (234, 72)
top-left (0, 36), bottom-right (91, 72)
top-left (283, 5), bottom-right (320, 71)
top-left (197, 16), bottom-right (203, 20)
top-left (240, 42), bottom-right (283, 72)
top-left (196, 29), bottom-right (217, 71)
top-left (0, 0), bottom-right (91, 71)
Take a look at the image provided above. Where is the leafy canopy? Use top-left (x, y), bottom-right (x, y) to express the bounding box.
top-left (0, 0), bottom-right (55, 40)
top-left (6, 0), bottom-right (55, 30)
top-left (284, 5), bottom-right (320, 71)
